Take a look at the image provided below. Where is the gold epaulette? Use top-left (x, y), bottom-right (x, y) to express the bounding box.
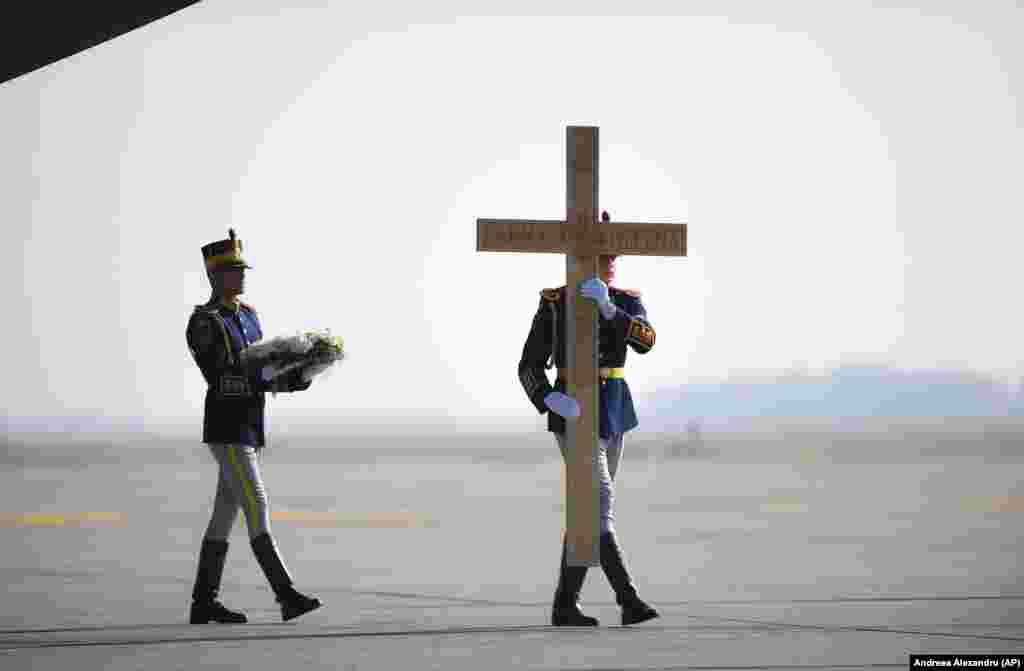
top-left (540, 287), bottom-right (564, 302)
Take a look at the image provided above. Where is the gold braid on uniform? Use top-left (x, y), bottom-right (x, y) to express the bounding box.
top-left (618, 289), bottom-right (656, 353)
top-left (626, 316), bottom-right (656, 352)
top-left (540, 288), bottom-right (562, 301)
top-left (194, 305), bottom-right (252, 395)
top-left (195, 306), bottom-right (236, 366)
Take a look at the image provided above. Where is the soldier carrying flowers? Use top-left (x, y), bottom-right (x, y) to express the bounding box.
top-left (184, 228), bottom-right (323, 624)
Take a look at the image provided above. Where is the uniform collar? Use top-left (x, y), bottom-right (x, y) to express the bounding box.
top-left (217, 298), bottom-right (241, 314)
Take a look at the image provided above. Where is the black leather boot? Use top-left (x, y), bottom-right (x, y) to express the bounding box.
top-left (250, 533), bottom-right (322, 622)
top-left (189, 539), bottom-right (248, 624)
top-left (551, 538), bottom-right (599, 626)
top-left (599, 532), bottom-right (659, 626)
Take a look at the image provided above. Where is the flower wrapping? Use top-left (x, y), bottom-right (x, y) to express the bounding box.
top-left (240, 329), bottom-right (345, 385)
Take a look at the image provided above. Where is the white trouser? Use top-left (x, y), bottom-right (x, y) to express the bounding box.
top-left (554, 432), bottom-right (626, 535)
top-left (204, 444), bottom-right (272, 541)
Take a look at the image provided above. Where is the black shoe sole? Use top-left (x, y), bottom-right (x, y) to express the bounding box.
top-left (282, 599), bottom-right (322, 622)
top-left (189, 605), bottom-right (248, 625)
top-left (190, 617), bottom-right (248, 624)
top-left (551, 610), bottom-right (599, 626)
top-left (622, 610), bottom-right (659, 626)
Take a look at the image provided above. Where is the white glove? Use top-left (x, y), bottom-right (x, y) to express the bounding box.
top-left (544, 391), bottom-right (580, 420)
top-left (579, 277), bottom-right (617, 320)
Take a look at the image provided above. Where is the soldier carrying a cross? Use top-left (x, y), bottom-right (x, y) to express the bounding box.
top-left (519, 211), bottom-right (661, 627)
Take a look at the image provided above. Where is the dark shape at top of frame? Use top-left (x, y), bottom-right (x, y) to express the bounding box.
top-left (2, 2), bottom-right (202, 85)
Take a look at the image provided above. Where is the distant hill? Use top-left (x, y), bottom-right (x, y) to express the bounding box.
top-left (639, 365), bottom-right (1024, 430)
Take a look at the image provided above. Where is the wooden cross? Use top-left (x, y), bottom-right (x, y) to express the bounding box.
top-left (476, 126), bottom-right (687, 566)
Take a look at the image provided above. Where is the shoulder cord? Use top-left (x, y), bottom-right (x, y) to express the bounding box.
top-left (204, 310), bottom-right (236, 367)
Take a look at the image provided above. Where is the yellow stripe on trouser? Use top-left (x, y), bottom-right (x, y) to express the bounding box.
top-left (227, 446), bottom-right (262, 534)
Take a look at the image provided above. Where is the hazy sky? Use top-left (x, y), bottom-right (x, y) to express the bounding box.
top-left (2, 0), bottom-right (1021, 436)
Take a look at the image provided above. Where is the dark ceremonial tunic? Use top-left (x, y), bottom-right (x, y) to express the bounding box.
top-left (186, 301), bottom-right (273, 448)
top-left (518, 286), bottom-right (657, 439)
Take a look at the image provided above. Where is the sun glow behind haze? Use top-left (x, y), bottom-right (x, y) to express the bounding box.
top-left (1, 2), bottom-right (1022, 436)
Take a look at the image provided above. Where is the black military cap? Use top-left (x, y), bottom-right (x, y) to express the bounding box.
top-left (201, 228), bottom-right (252, 272)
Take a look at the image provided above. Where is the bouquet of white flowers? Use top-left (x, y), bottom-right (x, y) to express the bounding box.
top-left (240, 329), bottom-right (345, 390)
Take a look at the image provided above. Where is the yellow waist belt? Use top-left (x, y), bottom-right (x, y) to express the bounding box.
top-left (557, 367), bottom-right (625, 380)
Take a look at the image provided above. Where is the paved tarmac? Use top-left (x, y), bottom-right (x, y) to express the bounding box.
top-left (1, 428), bottom-right (1022, 669)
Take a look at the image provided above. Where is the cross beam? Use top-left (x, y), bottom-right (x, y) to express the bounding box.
top-left (477, 219), bottom-right (686, 256)
top-left (476, 126), bottom-right (686, 565)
